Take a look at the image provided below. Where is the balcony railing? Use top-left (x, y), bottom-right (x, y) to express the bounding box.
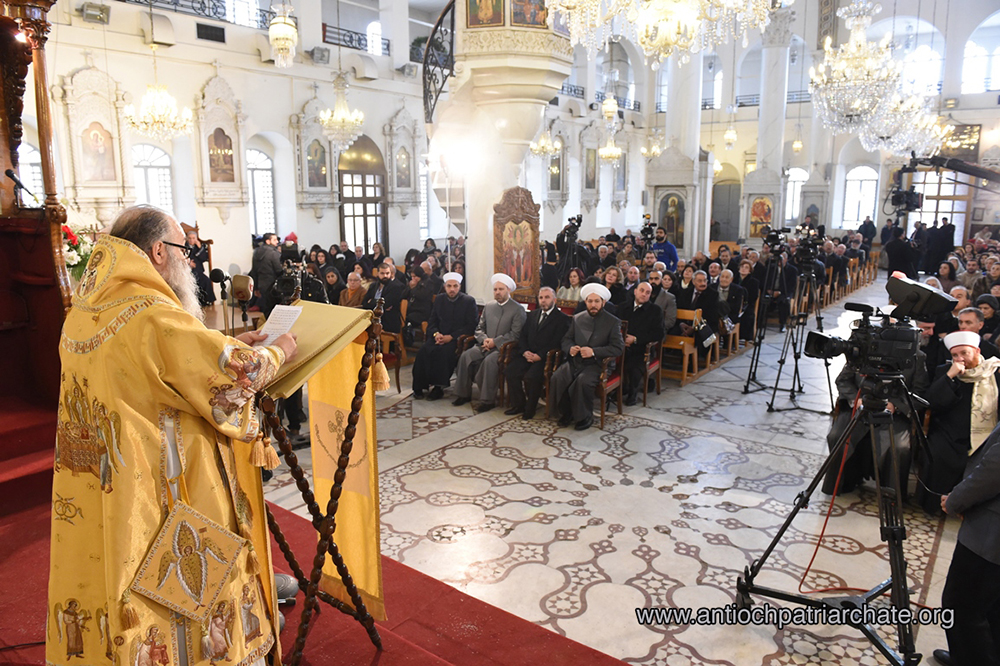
top-left (736, 90), bottom-right (812, 107)
top-left (560, 83), bottom-right (585, 99)
top-left (322, 24), bottom-right (391, 56)
top-left (656, 101), bottom-right (668, 113)
top-left (595, 91), bottom-right (640, 112)
top-left (117, 0), bottom-right (277, 30)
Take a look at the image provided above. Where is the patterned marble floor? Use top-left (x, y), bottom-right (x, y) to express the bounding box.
top-left (266, 277), bottom-right (959, 665)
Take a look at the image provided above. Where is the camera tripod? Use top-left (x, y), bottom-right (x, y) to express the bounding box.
top-left (767, 269), bottom-right (834, 414)
top-left (736, 373), bottom-right (928, 666)
top-left (744, 253), bottom-right (782, 394)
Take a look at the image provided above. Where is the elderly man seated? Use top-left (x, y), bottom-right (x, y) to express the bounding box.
top-left (620, 282), bottom-right (664, 406)
top-left (453, 273), bottom-right (526, 412)
top-left (550, 283), bottom-right (624, 431)
top-left (412, 272), bottom-right (478, 400)
top-left (504, 287), bottom-right (571, 420)
top-left (917, 330), bottom-right (1000, 514)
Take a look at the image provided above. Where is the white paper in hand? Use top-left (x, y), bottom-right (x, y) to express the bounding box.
top-left (255, 305), bottom-right (303, 346)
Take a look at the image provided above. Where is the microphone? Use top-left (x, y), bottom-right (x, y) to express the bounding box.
top-left (231, 275), bottom-right (254, 302)
top-left (4, 168), bottom-right (37, 199)
top-left (210, 268), bottom-right (231, 284)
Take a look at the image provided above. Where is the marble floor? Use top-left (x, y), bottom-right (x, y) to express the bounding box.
top-left (265, 277), bottom-right (959, 665)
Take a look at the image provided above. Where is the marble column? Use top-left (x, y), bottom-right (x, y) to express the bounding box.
top-left (665, 52), bottom-right (703, 162)
top-left (757, 8), bottom-right (794, 175)
top-left (379, 0), bottom-right (411, 70)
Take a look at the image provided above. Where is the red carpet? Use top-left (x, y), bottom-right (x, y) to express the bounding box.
top-left (0, 475), bottom-right (623, 665)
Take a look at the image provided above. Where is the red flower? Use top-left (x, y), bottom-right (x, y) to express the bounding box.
top-left (62, 225), bottom-right (79, 246)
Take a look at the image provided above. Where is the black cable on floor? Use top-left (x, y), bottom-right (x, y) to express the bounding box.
top-left (0, 641), bottom-right (44, 652)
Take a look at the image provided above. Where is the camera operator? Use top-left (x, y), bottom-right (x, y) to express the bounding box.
top-left (555, 217), bottom-right (581, 259)
top-left (649, 226), bottom-right (679, 272)
top-left (821, 334), bottom-right (928, 497)
top-left (917, 331), bottom-right (1000, 515)
top-left (250, 232), bottom-right (283, 316)
top-left (884, 226), bottom-right (918, 279)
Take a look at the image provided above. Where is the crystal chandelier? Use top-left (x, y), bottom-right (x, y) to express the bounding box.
top-left (723, 109), bottom-right (738, 150)
top-left (858, 92), bottom-right (924, 153)
top-left (268, 1), bottom-right (298, 68)
top-left (598, 94), bottom-right (622, 164)
top-left (809, 0), bottom-right (901, 134)
top-left (640, 128), bottom-right (665, 159)
top-left (551, 0), bottom-right (772, 65)
top-left (319, 73), bottom-right (365, 152)
top-left (530, 128), bottom-right (563, 157)
top-left (123, 5), bottom-right (193, 140)
top-left (791, 124), bottom-right (803, 153)
top-left (599, 135), bottom-right (623, 164)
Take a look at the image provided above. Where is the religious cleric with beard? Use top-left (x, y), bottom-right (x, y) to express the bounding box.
top-left (48, 206), bottom-right (298, 666)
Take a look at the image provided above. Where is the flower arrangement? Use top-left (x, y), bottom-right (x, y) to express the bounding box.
top-left (62, 224), bottom-right (94, 281)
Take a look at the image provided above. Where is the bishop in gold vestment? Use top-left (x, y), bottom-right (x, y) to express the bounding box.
top-left (47, 206), bottom-right (297, 666)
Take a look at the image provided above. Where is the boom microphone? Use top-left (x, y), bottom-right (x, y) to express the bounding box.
top-left (210, 268), bottom-right (231, 284)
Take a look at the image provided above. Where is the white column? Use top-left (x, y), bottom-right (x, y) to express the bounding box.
top-left (379, 0), bottom-right (410, 70)
top-left (757, 9), bottom-right (794, 175)
top-left (665, 52), bottom-right (703, 161)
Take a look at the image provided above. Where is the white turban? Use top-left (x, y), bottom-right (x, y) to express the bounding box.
top-left (944, 331), bottom-right (980, 350)
top-left (443, 271), bottom-right (463, 284)
top-left (580, 283), bottom-right (612, 302)
top-left (491, 273), bottom-right (516, 291)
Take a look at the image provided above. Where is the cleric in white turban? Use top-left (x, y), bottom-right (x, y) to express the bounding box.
top-left (549, 278), bottom-right (625, 430)
top-left (452, 272), bottom-right (526, 411)
top-left (442, 271), bottom-right (463, 285)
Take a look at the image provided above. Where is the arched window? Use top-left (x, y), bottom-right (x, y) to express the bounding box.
top-left (246, 149), bottom-right (276, 235)
top-left (784, 167), bottom-right (809, 225)
top-left (366, 21), bottom-right (383, 56)
top-left (656, 67), bottom-right (669, 113)
top-left (902, 45), bottom-right (942, 95)
top-left (16, 143), bottom-right (43, 204)
top-left (132, 144), bottom-right (173, 214)
top-left (843, 166), bottom-right (879, 230)
top-left (963, 41), bottom-right (989, 94)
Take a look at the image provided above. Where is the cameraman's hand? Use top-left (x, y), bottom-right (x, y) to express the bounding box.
top-left (947, 361), bottom-right (966, 379)
top-left (273, 333), bottom-right (298, 364)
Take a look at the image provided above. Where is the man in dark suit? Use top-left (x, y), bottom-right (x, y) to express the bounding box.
top-left (936, 422), bottom-right (1000, 666)
top-left (620, 282), bottom-right (664, 406)
top-left (884, 227), bottom-right (918, 279)
top-left (717, 269), bottom-right (746, 323)
top-left (714, 245), bottom-right (742, 274)
top-left (362, 262), bottom-right (405, 333)
top-left (412, 273), bottom-right (478, 400)
top-left (676, 271), bottom-right (720, 334)
top-left (250, 232), bottom-right (283, 316)
top-left (766, 254), bottom-right (798, 332)
top-left (647, 270), bottom-right (677, 332)
top-left (504, 287), bottom-right (571, 420)
top-left (551, 283), bottom-right (625, 431)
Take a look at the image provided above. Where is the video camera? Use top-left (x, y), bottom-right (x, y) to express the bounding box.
top-left (888, 165), bottom-right (924, 216)
top-left (805, 275), bottom-right (957, 375)
top-left (793, 224), bottom-right (823, 275)
top-left (640, 213), bottom-right (656, 242)
top-left (272, 260), bottom-right (329, 305)
top-left (761, 225), bottom-right (789, 254)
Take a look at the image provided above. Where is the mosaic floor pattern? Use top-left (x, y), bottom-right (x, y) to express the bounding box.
top-left (266, 276), bottom-right (957, 665)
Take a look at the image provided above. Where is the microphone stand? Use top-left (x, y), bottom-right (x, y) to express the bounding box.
top-left (219, 279), bottom-right (231, 336)
top-left (239, 299), bottom-right (250, 334)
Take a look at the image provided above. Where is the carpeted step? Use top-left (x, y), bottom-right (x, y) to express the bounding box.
top-left (0, 397), bottom-right (56, 465)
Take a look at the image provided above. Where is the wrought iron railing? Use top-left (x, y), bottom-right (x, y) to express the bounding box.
top-left (594, 91), bottom-right (640, 112)
top-left (701, 98), bottom-right (718, 110)
top-left (736, 90), bottom-right (811, 107)
top-left (656, 101), bottom-right (668, 113)
top-left (560, 83), bottom-right (585, 99)
top-left (117, 0), bottom-right (278, 30)
top-left (322, 24), bottom-right (391, 56)
top-left (422, 0), bottom-right (455, 124)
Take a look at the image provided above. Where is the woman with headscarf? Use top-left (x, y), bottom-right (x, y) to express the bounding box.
top-left (323, 266), bottom-right (346, 305)
top-left (339, 271), bottom-right (367, 307)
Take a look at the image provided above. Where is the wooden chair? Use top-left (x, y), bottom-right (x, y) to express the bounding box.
top-left (180, 221), bottom-right (214, 273)
top-left (379, 300), bottom-right (408, 393)
top-left (495, 341), bottom-right (518, 407)
top-left (597, 321), bottom-right (629, 429)
top-left (661, 335), bottom-right (698, 385)
top-left (641, 339), bottom-right (663, 406)
top-left (822, 266), bottom-right (835, 308)
top-left (848, 257), bottom-right (860, 294)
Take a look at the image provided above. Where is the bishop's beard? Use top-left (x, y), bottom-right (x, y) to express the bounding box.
top-left (164, 251), bottom-right (206, 323)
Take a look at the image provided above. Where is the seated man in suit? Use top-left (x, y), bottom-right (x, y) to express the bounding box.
top-left (646, 270), bottom-right (677, 332)
top-left (715, 244), bottom-right (742, 274)
top-left (717, 269), bottom-right (746, 324)
top-left (550, 283), bottom-right (624, 431)
top-left (675, 270), bottom-right (720, 335)
top-left (706, 261), bottom-right (722, 289)
top-left (453, 273), bottom-right (526, 412)
top-left (958, 307), bottom-right (1000, 359)
top-left (504, 287), bottom-right (571, 420)
top-left (620, 282), bottom-right (664, 406)
top-left (362, 262), bottom-right (404, 333)
top-left (412, 272), bottom-right (478, 399)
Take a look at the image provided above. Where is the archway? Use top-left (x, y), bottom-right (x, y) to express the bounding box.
top-left (338, 135), bottom-right (389, 255)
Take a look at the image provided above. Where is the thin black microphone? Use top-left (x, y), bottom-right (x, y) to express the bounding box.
top-left (210, 268), bottom-right (231, 284)
top-left (4, 168), bottom-right (35, 198)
